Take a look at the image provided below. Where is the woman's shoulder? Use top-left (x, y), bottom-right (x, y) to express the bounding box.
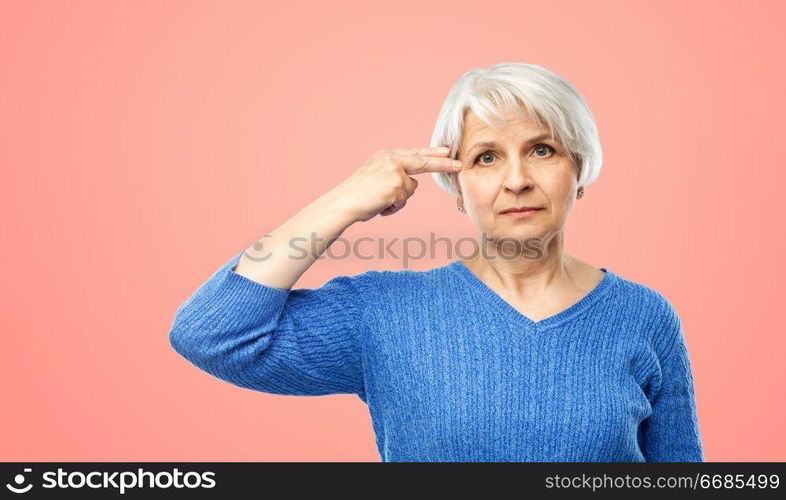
top-left (302, 262), bottom-right (456, 324)
top-left (314, 261), bottom-right (454, 294)
top-left (338, 261), bottom-right (456, 289)
top-left (606, 269), bottom-right (685, 354)
top-left (608, 270), bottom-right (680, 316)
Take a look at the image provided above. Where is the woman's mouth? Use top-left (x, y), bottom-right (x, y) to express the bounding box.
top-left (499, 207), bottom-right (544, 218)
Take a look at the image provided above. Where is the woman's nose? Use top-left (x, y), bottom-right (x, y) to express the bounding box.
top-left (503, 159), bottom-right (534, 192)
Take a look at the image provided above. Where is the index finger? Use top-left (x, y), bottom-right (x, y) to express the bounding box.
top-left (395, 153), bottom-right (463, 175)
top-left (390, 146), bottom-right (451, 156)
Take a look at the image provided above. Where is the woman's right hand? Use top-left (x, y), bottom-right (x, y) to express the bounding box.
top-left (233, 146), bottom-right (462, 289)
top-left (325, 146), bottom-right (463, 222)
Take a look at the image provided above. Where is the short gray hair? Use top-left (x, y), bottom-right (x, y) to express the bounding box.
top-left (429, 62), bottom-right (603, 197)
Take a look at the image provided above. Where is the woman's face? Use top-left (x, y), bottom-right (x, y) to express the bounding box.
top-left (455, 107), bottom-right (580, 252)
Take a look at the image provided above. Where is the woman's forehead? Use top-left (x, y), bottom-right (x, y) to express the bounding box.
top-left (460, 116), bottom-right (553, 151)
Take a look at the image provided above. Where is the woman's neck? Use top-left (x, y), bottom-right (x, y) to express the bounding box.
top-left (461, 235), bottom-right (592, 297)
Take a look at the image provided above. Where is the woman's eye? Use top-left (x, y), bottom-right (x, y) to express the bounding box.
top-left (475, 151), bottom-right (495, 165)
top-left (474, 145), bottom-right (555, 165)
top-left (534, 144), bottom-right (555, 157)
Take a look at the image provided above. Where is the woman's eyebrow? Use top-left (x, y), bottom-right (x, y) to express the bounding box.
top-left (464, 133), bottom-right (554, 156)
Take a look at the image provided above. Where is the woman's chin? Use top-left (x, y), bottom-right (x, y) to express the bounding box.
top-left (492, 225), bottom-right (544, 237)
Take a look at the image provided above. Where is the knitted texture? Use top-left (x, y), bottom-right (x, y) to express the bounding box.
top-left (169, 250), bottom-right (704, 462)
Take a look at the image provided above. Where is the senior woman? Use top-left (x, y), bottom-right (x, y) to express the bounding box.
top-left (168, 62), bottom-right (703, 462)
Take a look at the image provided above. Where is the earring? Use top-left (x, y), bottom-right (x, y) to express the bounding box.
top-left (577, 187), bottom-right (584, 199)
top-left (457, 206), bottom-right (465, 212)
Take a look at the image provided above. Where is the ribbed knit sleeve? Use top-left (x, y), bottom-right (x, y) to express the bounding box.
top-left (639, 299), bottom-right (704, 462)
top-left (168, 250), bottom-right (374, 398)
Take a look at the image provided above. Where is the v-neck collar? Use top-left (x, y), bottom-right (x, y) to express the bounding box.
top-left (450, 259), bottom-right (619, 332)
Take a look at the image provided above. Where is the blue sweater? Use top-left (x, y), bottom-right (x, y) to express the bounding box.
top-left (168, 250), bottom-right (704, 462)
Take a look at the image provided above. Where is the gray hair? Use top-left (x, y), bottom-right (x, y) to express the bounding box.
top-left (429, 62), bottom-right (603, 197)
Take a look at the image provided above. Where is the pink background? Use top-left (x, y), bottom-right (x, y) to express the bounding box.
top-left (2, 0), bottom-right (784, 461)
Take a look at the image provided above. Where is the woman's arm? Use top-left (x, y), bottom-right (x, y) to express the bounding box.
top-left (230, 191), bottom-right (359, 290)
top-left (168, 247), bottom-right (378, 397)
top-left (168, 147), bottom-right (462, 397)
top-left (232, 147), bottom-right (461, 289)
top-left (639, 304), bottom-right (704, 462)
